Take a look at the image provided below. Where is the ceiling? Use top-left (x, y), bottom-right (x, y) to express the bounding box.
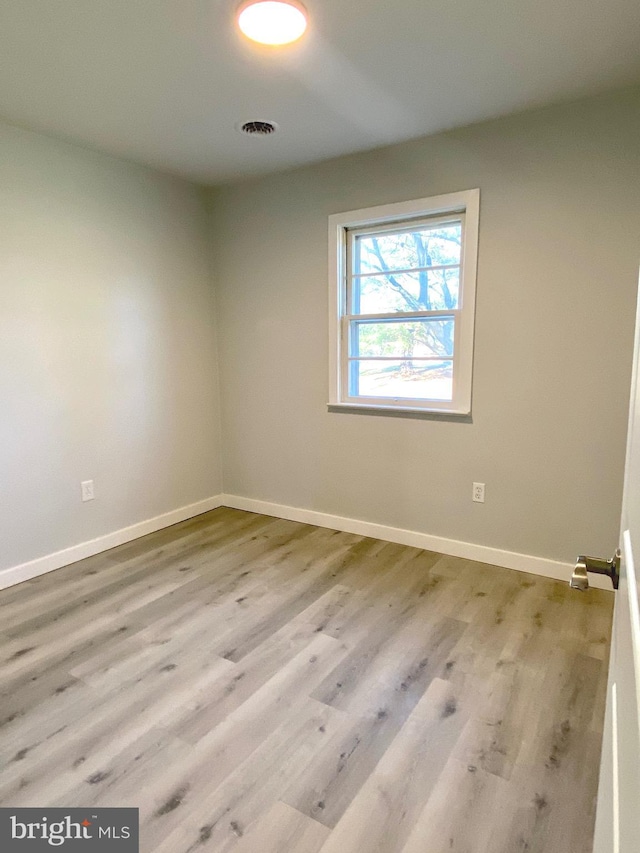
top-left (0, 0), bottom-right (639, 185)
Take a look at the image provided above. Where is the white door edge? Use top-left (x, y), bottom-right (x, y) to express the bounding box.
top-left (622, 529), bottom-right (640, 716)
top-left (612, 681), bottom-right (620, 853)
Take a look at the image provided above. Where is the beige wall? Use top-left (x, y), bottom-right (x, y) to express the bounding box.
top-left (210, 87), bottom-right (640, 563)
top-left (0, 122), bottom-right (222, 571)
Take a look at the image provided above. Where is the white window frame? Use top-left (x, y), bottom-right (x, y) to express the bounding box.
top-left (328, 189), bottom-right (480, 415)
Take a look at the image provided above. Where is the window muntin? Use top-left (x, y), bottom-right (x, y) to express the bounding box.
top-left (329, 190), bottom-right (479, 415)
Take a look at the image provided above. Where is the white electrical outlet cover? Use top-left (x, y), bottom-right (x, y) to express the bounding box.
top-left (472, 482), bottom-right (485, 503)
top-left (81, 480), bottom-right (95, 502)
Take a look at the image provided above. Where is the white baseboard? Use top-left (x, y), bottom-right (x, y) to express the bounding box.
top-left (0, 495), bottom-right (224, 591)
top-left (1, 491), bottom-right (611, 594)
top-left (221, 493), bottom-right (612, 591)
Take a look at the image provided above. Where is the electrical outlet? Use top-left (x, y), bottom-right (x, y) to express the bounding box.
top-left (81, 480), bottom-right (95, 502)
top-left (473, 482), bottom-right (485, 503)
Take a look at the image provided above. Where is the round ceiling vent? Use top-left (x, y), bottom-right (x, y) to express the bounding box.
top-left (238, 120), bottom-right (279, 137)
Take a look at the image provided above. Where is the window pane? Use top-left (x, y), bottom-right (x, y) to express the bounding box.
top-left (352, 319), bottom-right (454, 358)
top-left (350, 359), bottom-right (453, 401)
top-left (355, 222), bottom-right (462, 274)
top-left (354, 268), bottom-right (460, 313)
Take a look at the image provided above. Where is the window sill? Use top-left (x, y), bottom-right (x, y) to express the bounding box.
top-left (327, 402), bottom-right (472, 421)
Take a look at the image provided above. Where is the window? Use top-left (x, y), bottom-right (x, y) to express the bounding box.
top-left (328, 189), bottom-right (479, 415)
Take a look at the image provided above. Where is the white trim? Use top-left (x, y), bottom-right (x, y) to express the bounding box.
top-left (0, 495), bottom-right (224, 591)
top-left (328, 189), bottom-right (480, 416)
top-left (345, 309), bottom-right (458, 321)
top-left (611, 681), bottom-right (620, 853)
top-left (328, 190), bottom-right (478, 230)
top-left (1, 491), bottom-right (612, 595)
top-left (622, 529), bottom-right (640, 719)
top-left (353, 262), bottom-right (460, 279)
top-left (328, 402), bottom-right (468, 416)
top-left (328, 210), bottom-right (343, 407)
top-left (221, 494), bottom-right (612, 590)
top-left (619, 270), bottom-right (640, 535)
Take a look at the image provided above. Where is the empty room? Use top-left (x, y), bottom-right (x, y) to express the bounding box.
top-left (1, 1), bottom-right (639, 851)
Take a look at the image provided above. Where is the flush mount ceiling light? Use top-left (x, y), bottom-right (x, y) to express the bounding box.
top-left (237, 0), bottom-right (308, 45)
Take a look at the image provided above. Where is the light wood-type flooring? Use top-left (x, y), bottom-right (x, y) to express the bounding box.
top-left (0, 508), bottom-right (614, 852)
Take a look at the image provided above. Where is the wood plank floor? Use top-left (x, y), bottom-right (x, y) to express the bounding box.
top-left (0, 508), bottom-right (614, 853)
